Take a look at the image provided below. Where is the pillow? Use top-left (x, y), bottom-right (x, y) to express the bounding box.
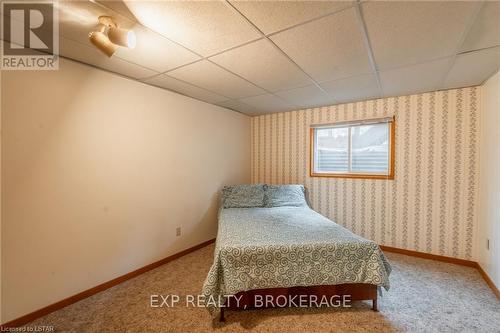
top-left (222, 184), bottom-right (266, 208)
top-left (265, 184), bottom-right (308, 207)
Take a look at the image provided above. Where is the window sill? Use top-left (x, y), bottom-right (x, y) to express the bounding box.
top-left (310, 172), bottom-right (394, 180)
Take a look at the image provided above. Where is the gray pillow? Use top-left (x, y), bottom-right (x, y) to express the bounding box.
top-left (265, 184), bottom-right (308, 207)
top-left (222, 184), bottom-right (266, 208)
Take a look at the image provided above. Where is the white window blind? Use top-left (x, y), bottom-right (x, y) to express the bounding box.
top-left (311, 117), bottom-right (394, 177)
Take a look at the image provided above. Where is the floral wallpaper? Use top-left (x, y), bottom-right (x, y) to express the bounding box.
top-left (251, 87), bottom-right (480, 260)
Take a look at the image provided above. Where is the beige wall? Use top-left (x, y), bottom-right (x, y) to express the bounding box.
top-left (1, 58), bottom-right (250, 322)
top-left (0, 69), bottom-right (3, 324)
top-left (251, 87), bottom-right (480, 260)
top-left (478, 70), bottom-right (500, 289)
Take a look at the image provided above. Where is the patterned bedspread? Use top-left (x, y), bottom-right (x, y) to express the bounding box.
top-left (202, 207), bottom-right (391, 311)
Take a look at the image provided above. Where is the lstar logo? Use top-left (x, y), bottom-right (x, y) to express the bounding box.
top-left (1, 1), bottom-right (59, 70)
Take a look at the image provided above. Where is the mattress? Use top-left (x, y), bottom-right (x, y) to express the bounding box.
top-left (202, 206), bottom-right (391, 312)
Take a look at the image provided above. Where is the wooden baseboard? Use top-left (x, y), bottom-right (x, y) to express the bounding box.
top-left (379, 245), bottom-right (478, 267)
top-left (1, 238), bottom-right (216, 328)
top-left (476, 264), bottom-right (500, 299)
top-left (3, 240), bottom-right (498, 327)
top-left (380, 245), bottom-right (499, 299)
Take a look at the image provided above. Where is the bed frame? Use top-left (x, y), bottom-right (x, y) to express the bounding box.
top-left (219, 283), bottom-right (378, 321)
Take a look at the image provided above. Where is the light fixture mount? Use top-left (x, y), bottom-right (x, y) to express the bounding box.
top-left (98, 16), bottom-right (117, 29)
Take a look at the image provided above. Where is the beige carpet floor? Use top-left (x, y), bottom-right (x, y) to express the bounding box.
top-left (26, 244), bottom-right (500, 333)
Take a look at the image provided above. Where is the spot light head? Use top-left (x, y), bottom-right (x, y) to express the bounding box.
top-left (108, 27), bottom-right (136, 49)
top-left (88, 15), bottom-right (136, 57)
top-left (88, 30), bottom-right (117, 57)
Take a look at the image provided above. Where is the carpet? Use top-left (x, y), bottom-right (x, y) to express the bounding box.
top-left (26, 244), bottom-right (500, 332)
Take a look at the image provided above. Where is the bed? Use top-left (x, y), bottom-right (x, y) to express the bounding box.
top-left (202, 184), bottom-right (391, 321)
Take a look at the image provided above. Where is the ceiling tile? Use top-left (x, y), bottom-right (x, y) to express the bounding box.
top-left (239, 94), bottom-right (294, 113)
top-left (143, 74), bottom-right (229, 104)
top-left (56, 1), bottom-right (200, 73)
top-left (460, 2), bottom-right (500, 53)
top-left (10, 0), bottom-right (495, 114)
top-left (275, 85), bottom-right (337, 109)
top-left (362, 1), bottom-right (478, 70)
top-left (95, 1), bottom-right (137, 20)
top-left (167, 60), bottom-right (265, 99)
top-left (114, 26), bottom-right (200, 73)
top-left (210, 39), bottom-right (313, 92)
top-left (216, 100), bottom-right (260, 116)
top-left (109, 1), bottom-right (261, 56)
top-left (230, 1), bottom-right (354, 34)
top-left (380, 57), bottom-right (453, 97)
top-left (444, 47), bottom-right (500, 89)
top-left (60, 38), bottom-right (157, 80)
top-left (270, 8), bottom-right (372, 83)
top-left (320, 74), bottom-right (381, 103)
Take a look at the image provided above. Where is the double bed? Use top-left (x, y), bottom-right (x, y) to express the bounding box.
top-left (202, 184), bottom-right (391, 321)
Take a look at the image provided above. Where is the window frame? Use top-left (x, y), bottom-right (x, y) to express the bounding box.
top-left (309, 117), bottom-right (395, 180)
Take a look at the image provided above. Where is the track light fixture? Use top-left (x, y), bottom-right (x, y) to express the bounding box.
top-left (89, 16), bottom-right (136, 57)
top-left (89, 30), bottom-right (117, 57)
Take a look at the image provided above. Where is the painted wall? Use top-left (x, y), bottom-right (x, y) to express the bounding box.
top-left (1, 58), bottom-right (251, 322)
top-left (0, 69), bottom-right (3, 324)
top-left (251, 87), bottom-right (480, 260)
top-left (478, 70), bottom-right (500, 289)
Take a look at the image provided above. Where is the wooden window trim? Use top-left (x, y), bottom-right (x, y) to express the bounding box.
top-left (309, 119), bottom-right (395, 180)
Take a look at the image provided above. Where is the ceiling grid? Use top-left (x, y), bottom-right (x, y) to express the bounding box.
top-left (12, 0), bottom-right (498, 115)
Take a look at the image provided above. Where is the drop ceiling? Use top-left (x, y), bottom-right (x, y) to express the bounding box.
top-left (3, 1), bottom-right (500, 115)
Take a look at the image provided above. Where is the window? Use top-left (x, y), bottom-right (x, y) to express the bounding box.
top-left (310, 117), bottom-right (395, 179)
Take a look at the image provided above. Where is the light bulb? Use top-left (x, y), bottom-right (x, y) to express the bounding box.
top-left (108, 27), bottom-right (136, 49)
